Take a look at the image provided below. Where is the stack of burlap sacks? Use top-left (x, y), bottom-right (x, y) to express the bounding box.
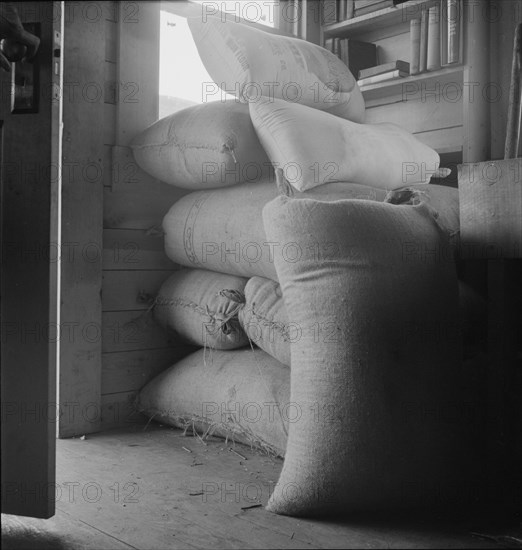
top-left (132, 18), bottom-right (484, 517)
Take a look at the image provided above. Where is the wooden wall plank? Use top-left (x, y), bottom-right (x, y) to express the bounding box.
top-left (103, 103), bottom-right (117, 144)
top-left (102, 311), bottom-right (176, 353)
top-left (462, 0), bottom-right (490, 163)
top-left (373, 30), bottom-right (411, 64)
top-left (102, 270), bottom-right (172, 311)
top-left (413, 126), bottom-right (463, 154)
top-left (104, 185), bottom-right (185, 230)
top-left (116, 1), bottom-right (160, 145)
top-left (365, 96), bottom-right (463, 135)
top-left (104, 62), bottom-right (118, 105)
top-left (348, 18), bottom-right (410, 42)
top-left (103, 229), bottom-right (177, 271)
top-left (104, 145), bottom-right (186, 230)
top-left (60, 6), bottom-right (105, 438)
top-left (101, 391), bottom-right (143, 430)
top-left (101, 348), bottom-right (190, 394)
top-left (98, 2), bottom-right (187, 432)
top-left (105, 20), bottom-right (118, 61)
top-left (490, 1), bottom-right (522, 160)
top-left (459, 158), bottom-right (522, 258)
top-left (102, 144), bottom-right (112, 188)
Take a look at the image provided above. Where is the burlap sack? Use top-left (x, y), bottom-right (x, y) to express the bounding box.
top-left (238, 276), bottom-right (291, 366)
top-left (163, 178), bottom-right (387, 280)
top-left (262, 194), bottom-right (470, 517)
top-left (137, 348), bottom-right (290, 456)
top-left (153, 269), bottom-right (248, 350)
top-left (130, 101), bottom-right (272, 188)
top-left (239, 277), bottom-right (483, 368)
top-left (187, 17), bottom-right (365, 121)
top-left (250, 97), bottom-right (440, 192)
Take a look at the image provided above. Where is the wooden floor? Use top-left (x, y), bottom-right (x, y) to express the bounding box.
top-left (3, 424), bottom-right (521, 550)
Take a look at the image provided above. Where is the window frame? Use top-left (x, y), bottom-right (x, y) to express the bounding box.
top-left (159, 0), bottom-right (295, 37)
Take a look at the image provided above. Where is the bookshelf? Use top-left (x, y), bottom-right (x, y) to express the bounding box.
top-left (318, 0), bottom-right (492, 171)
top-left (318, 2), bottom-right (521, 510)
top-left (322, 0), bottom-right (441, 36)
top-left (358, 64), bottom-right (462, 101)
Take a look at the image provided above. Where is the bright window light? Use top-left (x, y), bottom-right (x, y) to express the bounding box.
top-left (159, 2), bottom-right (277, 117)
top-left (191, 1), bottom-right (277, 27)
top-left (159, 10), bottom-right (224, 116)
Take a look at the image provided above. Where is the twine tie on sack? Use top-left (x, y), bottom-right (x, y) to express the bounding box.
top-left (384, 186), bottom-right (460, 243)
top-left (216, 289), bottom-right (245, 335)
top-left (151, 290), bottom-right (245, 337)
top-left (275, 168), bottom-right (295, 197)
top-left (235, 292), bottom-right (289, 439)
top-left (222, 141), bottom-right (238, 163)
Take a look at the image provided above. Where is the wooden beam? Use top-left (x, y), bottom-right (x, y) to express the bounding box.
top-left (116, 1), bottom-right (160, 146)
top-left (101, 348), bottom-right (189, 393)
top-left (59, 9), bottom-right (105, 437)
top-left (459, 158), bottom-right (522, 259)
top-left (462, 0), bottom-right (491, 163)
top-left (0, 1), bottom-right (60, 517)
top-left (304, 0), bottom-right (322, 44)
top-left (504, 23), bottom-right (522, 158)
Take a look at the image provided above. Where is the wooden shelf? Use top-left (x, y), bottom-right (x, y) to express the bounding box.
top-left (360, 64), bottom-right (464, 101)
top-left (319, 0), bottom-right (490, 164)
top-left (323, 0), bottom-right (440, 37)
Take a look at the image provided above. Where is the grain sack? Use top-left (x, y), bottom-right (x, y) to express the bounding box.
top-left (163, 178), bottom-right (387, 280)
top-left (262, 194), bottom-right (470, 517)
top-left (153, 269), bottom-right (248, 350)
top-left (250, 97), bottom-right (440, 192)
top-left (238, 277), bottom-right (290, 366)
top-left (239, 277), bottom-right (480, 369)
top-left (187, 17), bottom-right (364, 122)
top-left (384, 184), bottom-right (460, 247)
top-left (130, 101), bottom-right (272, 189)
top-left (137, 348), bottom-right (290, 456)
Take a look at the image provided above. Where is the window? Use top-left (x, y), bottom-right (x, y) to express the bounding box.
top-left (191, 1), bottom-right (277, 27)
top-left (159, 1), bottom-right (278, 117)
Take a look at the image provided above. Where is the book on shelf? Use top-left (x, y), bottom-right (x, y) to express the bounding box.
top-left (354, 0), bottom-right (383, 6)
top-left (324, 37), bottom-right (333, 52)
top-left (293, 0), bottom-right (301, 38)
top-left (358, 60), bottom-right (409, 80)
top-left (419, 8), bottom-right (429, 73)
top-left (322, 0), bottom-right (338, 25)
top-left (339, 0), bottom-right (347, 22)
top-left (323, 0), bottom-right (463, 82)
top-left (407, 1), bottom-right (462, 77)
top-left (346, 0), bottom-right (354, 19)
top-left (324, 37), bottom-right (377, 79)
top-left (353, 0), bottom-right (407, 17)
top-left (338, 0), bottom-right (354, 22)
top-left (323, 0), bottom-right (354, 25)
top-left (427, 5), bottom-right (441, 71)
top-left (354, 0), bottom-right (395, 17)
top-left (410, 18), bottom-right (421, 75)
top-left (329, 37), bottom-right (341, 58)
top-left (354, 0), bottom-right (392, 8)
top-left (441, 2), bottom-right (448, 65)
top-left (447, 0), bottom-right (460, 64)
top-left (357, 69), bottom-right (409, 87)
top-left (334, 37), bottom-right (341, 58)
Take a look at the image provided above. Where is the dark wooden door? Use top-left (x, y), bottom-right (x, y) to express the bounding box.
top-left (1, 1), bottom-right (62, 518)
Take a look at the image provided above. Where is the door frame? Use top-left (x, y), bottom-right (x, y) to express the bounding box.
top-left (0, 1), bottom-right (63, 518)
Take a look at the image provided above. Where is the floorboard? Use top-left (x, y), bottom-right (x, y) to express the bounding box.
top-left (4, 425), bottom-right (518, 549)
